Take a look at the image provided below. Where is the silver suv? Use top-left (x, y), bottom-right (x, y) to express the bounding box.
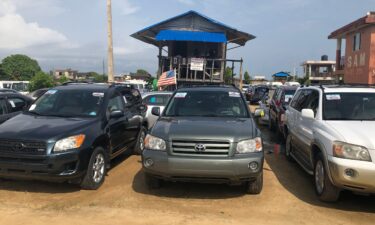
top-left (285, 86), bottom-right (375, 202)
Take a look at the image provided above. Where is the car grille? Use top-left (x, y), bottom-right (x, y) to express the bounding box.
top-left (172, 140), bottom-right (230, 156)
top-left (0, 139), bottom-right (47, 155)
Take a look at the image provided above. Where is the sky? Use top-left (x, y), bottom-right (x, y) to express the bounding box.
top-left (0, 0), bottom-right (373, 79)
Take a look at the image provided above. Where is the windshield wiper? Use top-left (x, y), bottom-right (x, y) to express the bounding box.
top-left (25, 111), bottom-right (43, 116)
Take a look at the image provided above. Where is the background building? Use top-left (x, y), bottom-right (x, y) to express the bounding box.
top-left (329, 12), bottom-right (375, 84)
top-left (301, 56), bottom-right (336, 84)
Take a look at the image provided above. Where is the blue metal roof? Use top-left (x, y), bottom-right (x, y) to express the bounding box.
top-left (156, 30), bottom-right (227, 43)
top-left (272, 72), bottom-right (290, 78)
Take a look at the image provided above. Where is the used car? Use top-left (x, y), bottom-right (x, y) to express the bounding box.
top-left (142, 85), bottom-right (264, 194)
top-left (142, 91), bottom-right (173, 129)
top-left (285, 85), bottom-right (375, 201)
top-left (0, 83), bottom-right (147, 189)
top-left (0, 92), bottom-right (33, 124)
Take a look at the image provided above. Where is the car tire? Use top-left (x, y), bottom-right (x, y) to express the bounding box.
top-left (246, 172), bottom-right (263, 194)
top-left (80, 147), bottom-right (107, 190)
top-left (314, 153), bottom-right (341, 202)
top-left (144, 173), bottom-right (161, 189)
top-left (285, 134), bottom-right (295, 162)
top-left (134, 126), bottom-right (147, 155)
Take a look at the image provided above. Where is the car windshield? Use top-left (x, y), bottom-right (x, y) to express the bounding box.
top-left (323, 92), bottom-right (375, 120)
top-left (164, 90), bottom-right (249, 118)
top-left (28, 89), bottom-right (105, 117)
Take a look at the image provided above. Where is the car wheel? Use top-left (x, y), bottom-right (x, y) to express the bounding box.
top-left (80, 147), bottom-right (107, 190)
top-left (246, 172), bottom-right (263, 194)
top-left (144, 173), bottom-right (161, 189)
top-left (134, 126), bottom-right (147, 155)
top-left (314, 153), bottom-right (341, 202)
top-left (285, 134), bottom-right (295, 162)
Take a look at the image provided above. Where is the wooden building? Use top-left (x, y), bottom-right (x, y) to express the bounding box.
top-left (131, 11), bottom-right (255, 86)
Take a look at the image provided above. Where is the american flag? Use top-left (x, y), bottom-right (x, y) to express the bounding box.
top-left (157, 70), bottom-right (177, 87)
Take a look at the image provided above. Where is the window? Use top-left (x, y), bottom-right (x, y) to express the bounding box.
top-left (7, 97), bottom-right (26, 113)
top-left (290, 90), bottom-right (302, 110)
top-left (108, 95), bottom-right (124, 112)
top-left (304, 90), bottom-right (319, 116)
top-left (290, 89), bottom-right (314, 112)
top-left (0, 99), bottom-right (7, 115)
top-left (143, 94), bottom-right (172, 106)
top-left (121, 89), bottom-right (142, 107)
top-left (353, 33), bottom-right (361, 51)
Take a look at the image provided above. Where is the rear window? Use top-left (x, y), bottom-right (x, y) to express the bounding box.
top-left (164, 90), bottom-right (249, 118)
top-left (143, 94), bottom-right (171, 106)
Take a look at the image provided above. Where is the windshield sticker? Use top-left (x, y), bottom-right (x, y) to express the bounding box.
top-left (326, 94), bottom-right (341, 100)
top-left (92, 92), bottom-right (104, 97)
top-left (285, 95), bottom-right (293, 102)
top-left (29, 104), bottom-right (36, 111)
top-left (229, 92), bottom-right (240, 97)
top-left (175, 92), bottom-right (187, 98)
top-left (89, 112), bottom-right (97, 116)
top-left (46, 90), bottom-right (57, 95)
top-left (9, 100), bottom-right (15, 108)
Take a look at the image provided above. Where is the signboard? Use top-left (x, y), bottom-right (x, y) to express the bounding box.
top-left (190, 58), bottom-right (204, 71)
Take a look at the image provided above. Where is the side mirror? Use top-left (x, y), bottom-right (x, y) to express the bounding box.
top-left (301, 109), bottom-right (314, 119)
top-left (254, 108), bottom-right (265, 118)
top-left (110, 110), bottom-right (124, 119)
top-left (151, 107), bottom-right (160, 116)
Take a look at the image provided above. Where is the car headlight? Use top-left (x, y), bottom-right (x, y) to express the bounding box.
top-left (144, 134), bottom-right (166, 151)
top-left (236, 137), bottom-right (262, 154)
top-left (54, 134), bottom-right (86, 152)
top-left (333, 141), bottom-right (371, 161)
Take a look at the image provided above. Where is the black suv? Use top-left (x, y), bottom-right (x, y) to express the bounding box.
top-left (0, 84), bottom-right (147, 189)
top-left (0, 92), bottom-right (33, 124)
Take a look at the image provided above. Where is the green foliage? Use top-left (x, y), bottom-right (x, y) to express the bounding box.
top-left (224, 67), bottom-right (234, 84)
top-left (90, 72), bottom-right (107, 82)
top-left (1, 54), bottom-right (41, 80)
top-left (297, 76), bottom-right (309, 85)
top-left (57, 75), bottom-right (69, 84)
top-left (29, 71), bottom-right (55, 91)
top-left (244, 71), bottom-right (251, 84)
top-left (136, 69), bottom-right (149, 76)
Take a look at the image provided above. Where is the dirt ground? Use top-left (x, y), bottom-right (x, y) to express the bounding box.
top-left (0, 107), bottom-right (374, 225)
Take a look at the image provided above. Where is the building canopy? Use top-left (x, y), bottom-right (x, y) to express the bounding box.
top-left (131, 10), bottom-right (255, 47)
top-left (272, 72), bottom-right (290, 78)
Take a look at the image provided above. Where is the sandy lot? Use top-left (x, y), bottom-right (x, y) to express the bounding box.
top-left (0, 113), bottom-right (374, 224)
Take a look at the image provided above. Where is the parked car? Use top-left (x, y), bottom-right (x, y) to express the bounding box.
top-left (285, 85), bottom-right (375, 202)
top-left (247, 85), bottom-right (269, 104)
top-left (0, 88), bottom-right (18, 93)
top-left (0, 81), bottom-right (30, 95)
top-left (254, 88), bottom-right (275, 125)
top-left (0, 83), bottom-right (147, 189)
top-left (142, 85), bottom-right (264, 194)
top-left (242, 84), bottom-right (251, 94)
top-left (142, 91), bottom-right (173, 129)
top-left (269, 86), bottom-right (298, 138)
top-left (28, 88), bottom-right (49, 100)
top-left (0, 92), bottom-right (33, 124)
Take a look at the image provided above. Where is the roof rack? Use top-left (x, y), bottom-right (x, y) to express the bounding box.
top-left (61, 81), bottom-right (92, 86)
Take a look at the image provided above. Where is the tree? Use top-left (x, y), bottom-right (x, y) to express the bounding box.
top-left (57, 75), bottom-right (69, 84)
top-left (136, 69), bottom-right (149, 76)
top-left (1, 54), bottom-right (41, 81)
top-left (29, 71), bottom-right (55, 91)
top-left (89, 72), bottom-right (107, 82)
top-left (224, 67), bottom-right (235, 84)
top-left (244, 71), bottom-right (251, 84)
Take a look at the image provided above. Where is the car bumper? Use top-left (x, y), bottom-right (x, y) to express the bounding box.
top-left (328, 156), bottom-right (375, 193)
top-left (0, 151), bottom-right (86, 182)
top-left (142, 150), bottom-right (264, 183)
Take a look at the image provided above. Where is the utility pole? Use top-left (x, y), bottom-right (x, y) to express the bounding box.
top-left (102, 59), bottom-right (105, 80)
top-left (107, 0), bottom-right (114, 83)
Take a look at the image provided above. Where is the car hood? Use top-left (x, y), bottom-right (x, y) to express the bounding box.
top-left (325, 121), bottom-right (375, 150)
top-left (151, 117), bottom-right (258, 143)
top-left (0, 113), bottom-right (98, 142)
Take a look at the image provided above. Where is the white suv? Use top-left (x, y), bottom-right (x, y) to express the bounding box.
top-left (285, 86), bottom-right (375, 202)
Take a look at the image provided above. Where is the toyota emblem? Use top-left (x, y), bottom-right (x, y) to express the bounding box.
top-left (13, 142), bottom-right (25, 151)
top-left (194, 143), bottom-right (206, 152)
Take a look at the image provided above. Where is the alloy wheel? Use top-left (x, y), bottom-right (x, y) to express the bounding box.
top-left (92, 153), bottom-right (105, 183)
top-left (315, 160), bottom-right (325, 194)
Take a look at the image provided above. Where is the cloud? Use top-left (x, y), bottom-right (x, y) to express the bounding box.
top-left (0, 0), bottom-right (69, 49)
top-left (177, 0), bottom-right (196, 5)
top-left (118, 0), bottom-right (140, 15)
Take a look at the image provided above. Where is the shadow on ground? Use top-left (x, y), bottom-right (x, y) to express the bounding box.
top-left (258, 122), bottom-right (375, 213)
top-left (0, 149), bottom-right (134, 194)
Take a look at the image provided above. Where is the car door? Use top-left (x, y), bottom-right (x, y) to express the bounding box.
top-left (269, 88), bottom-right (279, 122)
top-left (107, 92), bottom-right (129, 155)
top-left (298, 90), bottom-right (319, 167)
top-left (122, 89), bottom-right (143, 142)
top-left (0, 98), bottom-right (9, 124)
top-left (291, 89), bottom-right (314, 168)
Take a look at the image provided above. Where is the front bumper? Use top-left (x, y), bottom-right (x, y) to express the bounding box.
top-left (142, 150), bottom-right (264, 183)
top-left (0, 150), bottom-right (86, 182)
top-left (328, 156), bottom-right (375, 193)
